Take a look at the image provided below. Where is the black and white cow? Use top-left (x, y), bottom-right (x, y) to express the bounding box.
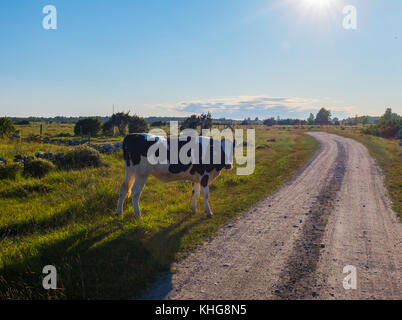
top-left (116, 133), bottom-right (233, 218)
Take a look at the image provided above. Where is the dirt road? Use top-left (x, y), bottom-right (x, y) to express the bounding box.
top-left (140, 132), bottom-right (402, 300)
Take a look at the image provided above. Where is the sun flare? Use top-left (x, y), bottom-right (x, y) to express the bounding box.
top-left (303, 0), bottom-right (331, 7)
top-left (297, 0), bottom-right (339, 19)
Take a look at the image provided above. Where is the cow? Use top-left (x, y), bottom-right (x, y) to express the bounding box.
top-left (116, 133), bottom-right (234, 218)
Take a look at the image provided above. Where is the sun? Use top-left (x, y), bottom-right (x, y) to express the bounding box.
top-left (303, 0), bottom-right (332, 9)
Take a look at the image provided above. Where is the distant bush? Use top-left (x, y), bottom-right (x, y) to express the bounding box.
top-left (14, 120), bottom-right (30, 125)
top-left (74, 118), bottom-right (102, 136)
top-left (57, 146), bottom-right (106, 170)
top-left (0, 117), bottom-right (15, 137)
top-left (23, 159), bottom-right (55, 178)
top-left (0, 163), bottom-right (21, 180)
top-left (150, 121), bottom-right (167, 127)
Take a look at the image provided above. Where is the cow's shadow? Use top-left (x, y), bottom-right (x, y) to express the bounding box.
top-left (0, 203), bottom-right (203, 299)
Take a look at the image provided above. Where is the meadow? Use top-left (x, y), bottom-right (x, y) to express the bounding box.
top-left (0, 125), bottom-right (318, 299)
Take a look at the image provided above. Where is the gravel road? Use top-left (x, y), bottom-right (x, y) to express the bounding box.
top-left (140, 132), bottom-right (401, 300)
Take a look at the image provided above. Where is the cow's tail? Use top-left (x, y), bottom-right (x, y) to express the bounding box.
top-left (123, 136), bottom-right (130, 167)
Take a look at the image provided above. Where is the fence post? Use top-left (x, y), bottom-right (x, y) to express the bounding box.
top-left (40, 124), bottom-right (43, 136)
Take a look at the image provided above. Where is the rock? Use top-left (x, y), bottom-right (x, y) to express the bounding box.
top-left (320, 244), bottom-right (325, 248)
top-left (312, 292), bottom-right (318, 298)
top-left (44, 152), bottom-right (54, 160)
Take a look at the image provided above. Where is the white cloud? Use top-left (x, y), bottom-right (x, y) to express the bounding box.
top-left (144, 95), bottom-right (355, 119)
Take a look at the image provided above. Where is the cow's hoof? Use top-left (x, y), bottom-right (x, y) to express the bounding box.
top-left (115, 212), bottom-right (122, 217)
top-left (206, 213), bottom-right (213, 219)
top-left (134, 213), bottom-right (141, 219)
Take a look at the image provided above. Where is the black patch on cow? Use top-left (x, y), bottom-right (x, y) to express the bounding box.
top-left (123, 134), bottom-right (157, 166)
top-left (201, 175), bottom-right (209, 187)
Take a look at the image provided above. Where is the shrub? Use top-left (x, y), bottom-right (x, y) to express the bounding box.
top-left (377, 120), bottom-right (399, 139)
top-left (0, 117), bottom-right (15, 137)
top-left (74, 118), bottom-right (102, 136)
top-left (57, 146), bottom-right (106, 170)
top-left (128, 115), bottom-right (148, 133)
top-left (102, 120), bottom-right (115, 136)
top-left (0, 163), bottom-right (21, 180)
top-left (363, 108), bottom-right (401, 139)
top-left (23, 159), bottom-right (55, 178)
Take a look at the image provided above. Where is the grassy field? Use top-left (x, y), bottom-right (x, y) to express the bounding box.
top-left (14, 122), bottom-right (75, 137)
top-left (309, 126), bottom-right (402, 219)
top-left (0, 126), bottom-right (318, 299)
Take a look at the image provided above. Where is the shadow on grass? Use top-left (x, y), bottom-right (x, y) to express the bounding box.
top-left (0, 187), bottom-right (117, 239)
top-left (0, 213), bottom-right (203, 299)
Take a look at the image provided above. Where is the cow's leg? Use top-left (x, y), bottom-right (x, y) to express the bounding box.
top-left (191, 182), bottom-right (200, 214)
top-left (201, 185), bottom-right (213, 218)
top-left (116, 165), bottom-right (135, 216)
top-left (131, 174), bottom-right (148, 218)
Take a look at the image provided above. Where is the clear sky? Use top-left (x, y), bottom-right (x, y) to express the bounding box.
top-left (0, 0), bottom-right (401, 120)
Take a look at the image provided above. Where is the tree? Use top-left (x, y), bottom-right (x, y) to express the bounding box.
top-left (180, 114), bottom-right (201, 130)
top-left (315, 108), bottom-right (331, 125)
top-left (128, 115), bottom-right (148, 133)
top-left (200, 112), bottom-right (213, 129)
top-left (307, 113), bottom-right (315, 125)
top-left (333, 117), bottom-right (340, 126)
top-left (110, 112), bottom-right (131, 135)
top-left (0, 117), bottom-right (15, 137)
top-left (263, 117), bottom-right (276, 126)
top-left (74, 118), bottom-right (102, 136)
top-left (102, 119), bottom-right (115, 136)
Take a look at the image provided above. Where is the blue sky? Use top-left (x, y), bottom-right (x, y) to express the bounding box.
top-left (0, 0), bottom-right (401, 119)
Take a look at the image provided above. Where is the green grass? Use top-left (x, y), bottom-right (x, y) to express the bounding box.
top-left (309, 126), bottom-right (402, 219)
top-left (0, 126), bottom-right (319, 299)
